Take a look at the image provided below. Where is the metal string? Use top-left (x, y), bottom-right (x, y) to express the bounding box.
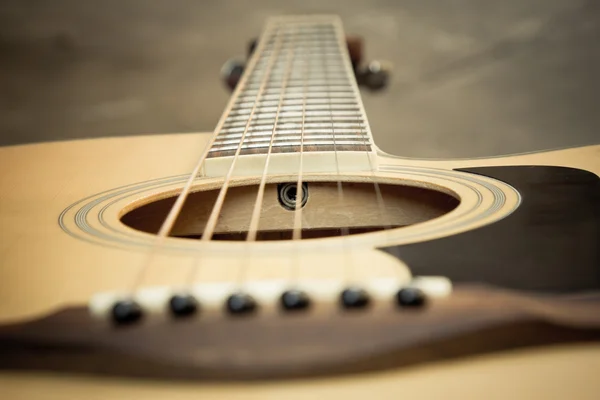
top-left (326, 46), bottom-right (350, 238)
top-left (246, 27), bottom-right (298, 241)
top-left (333, 19), bottom-right (400, 277)
top-left (127, 24), bottom-right (280, 293)
top-left (245, 22), bottom-right (353, 287)
top-left (129, 19), bottom-right (389, 297)
top-left (198, 31), bottom-right (285, 242)
top-left (286, 33), bottom-right (310, 285)
top-left (327, 22), bottom-right (356, 284)
top-left (182, 26), bottom-right (287, 287)
top-left (353, 112), bottom-right (403, 275)
top-left (291, 38), bottom-right (309, 242)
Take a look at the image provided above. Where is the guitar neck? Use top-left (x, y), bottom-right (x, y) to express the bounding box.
top-left (207, 16), bottom-right (374, 159)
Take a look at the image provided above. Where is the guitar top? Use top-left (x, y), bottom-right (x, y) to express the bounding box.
top-left (0, 14), bottom-right (599, 399)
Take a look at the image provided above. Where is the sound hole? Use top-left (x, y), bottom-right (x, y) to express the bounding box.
top-left (120, 181), bottom-right (459, 241)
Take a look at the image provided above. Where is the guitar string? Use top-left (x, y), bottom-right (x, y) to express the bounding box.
top-left (127, 23), bottom-right (278, 293)
top-left (130, 19), bottom-right (389, 298)
top-left (327, 21), bottom-right (355, 284)
top-left (354, 111), bottom-right (403, 277)
top-left (246, 27), bottom-right (297, 242)
top-left (246, 22), bottom-right (353, 288)
top-left (330, 18), bottom-right (394, 284)
top-left (286, 31), bottom-right (310, 286)
top-left (291, 36), bottom-right (309, 242)
top-left (183, 24), bottom-right (286, 287)
top-left (233, 26), bottom-right (298, 290)
top-left (333, 18), bottom-right (401, 279)
top-left (327, 33), bottom-right (350, 239)
top-left (197, 30), bottom-right (285, 242)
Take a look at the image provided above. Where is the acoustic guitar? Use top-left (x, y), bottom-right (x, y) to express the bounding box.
top-left (1, 15), bottom-right (599, 399)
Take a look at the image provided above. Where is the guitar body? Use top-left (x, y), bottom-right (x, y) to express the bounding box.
top-left (0, 133), bottom-right (599, 399)
top-left (1, 15), bottom-right (599, 399)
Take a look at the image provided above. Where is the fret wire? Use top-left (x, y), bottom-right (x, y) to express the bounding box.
top-left (243, 89), bottom-right (354, 95)
top-left (220, 123), bottom-right (366, 132)
top-left (230, 105), bottom-right (360, 114)
top-left (234, 98), bottom-right (358, 105)
top-left (211, 140), bottom-right (368, 153)
top-left (222, 117), bottom-right (366, 129)
top-left (221, 129), bottom-right (369, 139)
top-left (221, 126), bottom-right (366, 135)
top-left (236, 93), bottom-right (358, 101)
top-left (220, 130), bottom-right (369, 139)
top-left (245, 79), bottom-right (350, 87)
top-left (232, 110), bottom-right (360, 116)
top-left (224, 115), bottom-right (365, 122)
top-left (214, 135), bottom-right (369, 147)
top-left (232, 103), bottom-right (359, 111)
top-left (217, 129), bottom-right (368, 138)
top-left (244, 85), bottom-right (352, 92)
top-left (259, 49), bottom-right (342, 55)
top-left (256, 58), bottom-right (342, 65)
top-left (247, 70), bottom-right (348, 77)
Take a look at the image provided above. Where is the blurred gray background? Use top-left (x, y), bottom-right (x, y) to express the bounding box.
top-left (0, 0), bottom-right (598, 158)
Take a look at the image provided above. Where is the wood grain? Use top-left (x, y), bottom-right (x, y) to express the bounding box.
top-left (1, 286), bottom-right (599, 380)
top-left (0, 133), bottom-right (599, 397)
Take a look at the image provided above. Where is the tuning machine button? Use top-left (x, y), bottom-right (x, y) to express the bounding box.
top-left (220, 38), bottom-right (259, 92)
top-left (221, 59), bottom-right (245, 91)
top-left (356, 60), bottom-right (392, 91)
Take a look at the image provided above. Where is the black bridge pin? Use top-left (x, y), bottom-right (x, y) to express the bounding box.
top-left (396, 287), bottom-right (427, 308)
top-left (340, 287), bottom-right (370, 309)
top-left (169, 294), bottom-right (199, 317)
top-left (280, 289), bottom-right (311, 311)
top-left (111, 300), bottom-right (143, 325)
top-left (226, 292), bottom-right (257, 315)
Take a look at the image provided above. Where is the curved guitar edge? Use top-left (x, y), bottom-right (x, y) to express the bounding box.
top-left (1, 286), bottom-right (599, 381)
top-left (377, 144), bottom-right (600, 177)
top-left (382, 165), bottom-right (600, 293)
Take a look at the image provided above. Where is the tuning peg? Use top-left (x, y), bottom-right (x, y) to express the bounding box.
top-left (345, 36), bottom-right (391, 91)
top-left (356, 60), bottom-right (392, 91)
top-left (247, 38), bottom-right (258, 58)
top-left (220, 59), bottom-right (245, 91)
top-left (221, 36), bottom-right (390, 92)
top-left (220, 38), bottom-right (258, 92)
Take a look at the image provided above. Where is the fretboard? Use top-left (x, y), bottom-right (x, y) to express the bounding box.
top-left (207, 16), bottom-right (373, 159)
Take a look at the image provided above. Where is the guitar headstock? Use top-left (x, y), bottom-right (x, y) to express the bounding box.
top-left (221, 35), bottom-right (391, 92)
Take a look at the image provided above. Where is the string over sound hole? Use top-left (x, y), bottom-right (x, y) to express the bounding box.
top-left (120, 180), bottom-right (459, 241)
